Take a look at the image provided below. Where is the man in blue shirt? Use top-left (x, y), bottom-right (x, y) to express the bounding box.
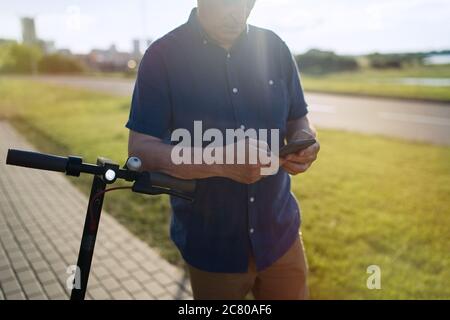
top-left (126, 0), bottom-right (320, 300)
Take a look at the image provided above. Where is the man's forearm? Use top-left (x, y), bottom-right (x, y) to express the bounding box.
top-left (129, 129), bottom-right (275, 184)
top-left (286, 115), bottom-right (317, 143)
top-left (129, 139), bottom-right (222, 180)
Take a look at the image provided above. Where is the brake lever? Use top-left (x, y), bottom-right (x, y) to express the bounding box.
top-left (131, 172), bottom-right (194, 202)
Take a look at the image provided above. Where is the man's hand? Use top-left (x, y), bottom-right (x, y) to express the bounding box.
top-left (218, 138), bottom-right (272, 184)
top-left (282, 118), bottom-right (320, 175)
top-left (281, 141), bottom-right (320, 175)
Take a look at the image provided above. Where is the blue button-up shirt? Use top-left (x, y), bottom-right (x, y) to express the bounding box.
top-left (126, 8), bottom-right (309, 273)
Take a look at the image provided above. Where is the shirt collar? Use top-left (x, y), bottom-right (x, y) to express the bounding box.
top-left (187, 8), bottom-right (249, 49)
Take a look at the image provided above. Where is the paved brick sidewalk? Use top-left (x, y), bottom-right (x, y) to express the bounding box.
top-left (0, 121), bottom-right (192, 300)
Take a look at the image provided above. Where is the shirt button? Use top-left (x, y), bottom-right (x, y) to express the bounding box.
top-left (249, 197), bottom-right (255, 203)
top-left (203, 39), bottom-right (208, 45)
top-left (232, 88), bottom-right (238, 94)
top-left (227, 53), bottom-right (231, 59)
top-left (249, 228), bottom-right (255, 234)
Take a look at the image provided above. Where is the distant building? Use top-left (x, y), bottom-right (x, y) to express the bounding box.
top-left (42, 40), bottom-right (56, 54)
top-left (58, 49), bottom-right (73, 56)
top-left (20, 17), bottom-right (55, 54)
top-left (18, 17), bottom-right (142, 73)
top-left (78, 44), bottom-right (137, 72)
top-left (21, 17), bottom-right (37, 45)
top-left (132, 39), bottom-right (141, 59)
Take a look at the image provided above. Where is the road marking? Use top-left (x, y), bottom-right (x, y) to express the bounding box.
top-left (310, 104), bottom-right (337, 114)
top-left (378, 112), bottom-right (450, 127)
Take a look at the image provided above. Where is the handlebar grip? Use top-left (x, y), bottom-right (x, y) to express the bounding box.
top-left (6, 149), bottom-right (68, 173)
top-left (150, 172), bottom-right (196, 194)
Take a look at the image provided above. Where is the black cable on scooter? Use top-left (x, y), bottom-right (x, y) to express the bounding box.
top-left (87, 187), bottom-right (132, 232)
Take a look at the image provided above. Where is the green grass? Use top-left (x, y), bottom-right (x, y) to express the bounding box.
top-left (0, 78), bottom-right (449, 299)
top-left (302, 65), bottom-right (450, 102)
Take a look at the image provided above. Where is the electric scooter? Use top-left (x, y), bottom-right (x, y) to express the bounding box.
top-left (5, 148), bottom-right (196, 300)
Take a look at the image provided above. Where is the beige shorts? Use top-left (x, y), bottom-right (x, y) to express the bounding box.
top-left (186, 232), bottom-right (309, 300)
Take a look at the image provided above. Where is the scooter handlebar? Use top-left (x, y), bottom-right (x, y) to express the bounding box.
top-left (6, 148), bottom-right (196, 196)
top-left (150, 172), bottom-right (196, 194)
top-left (6, 149), bottom-right (69, 173)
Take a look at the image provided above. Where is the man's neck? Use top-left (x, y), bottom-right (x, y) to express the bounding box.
top-left (196, 11), bottom-right (234, 51)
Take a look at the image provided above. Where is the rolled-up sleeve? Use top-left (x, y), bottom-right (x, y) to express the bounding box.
top-left (280, 41), bottom-right (309, 121)
top-left (125, 44), bottom-right (172, 139)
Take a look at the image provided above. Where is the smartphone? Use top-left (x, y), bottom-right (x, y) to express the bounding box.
top-left (279, 138), bottom-right (316, 158)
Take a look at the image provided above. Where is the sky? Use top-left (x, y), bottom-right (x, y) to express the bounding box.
top-left (0, 0), bottom-right (449, 55)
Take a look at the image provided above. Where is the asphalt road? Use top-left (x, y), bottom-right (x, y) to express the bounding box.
top-left (24, 75), bottom-right (450, 145)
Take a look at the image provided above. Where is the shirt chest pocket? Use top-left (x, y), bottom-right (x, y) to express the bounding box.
top-left (260, 78), bottom-right (289, 130)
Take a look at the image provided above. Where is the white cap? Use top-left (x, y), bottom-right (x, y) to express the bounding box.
top-left (126, 157), bottom-right (142, 172)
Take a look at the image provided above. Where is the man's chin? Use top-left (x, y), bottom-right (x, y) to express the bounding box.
top-left (220, 30), bottom-right (244, 43)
